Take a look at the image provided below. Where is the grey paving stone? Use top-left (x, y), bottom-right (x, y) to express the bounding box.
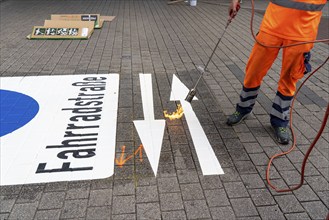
top-left (233, 124), bottom-right (250, 133)
top-left (170, 134), bottom-right (189, 145)
top-left (296, 162), bottom-right (321, 177)
top-left (223, 138), bottom-right (244, 149)
top-left (255, 136), bottom-right (277, 147)
top-left (256, 165), bottom-right (281, 180)
top-left (60, 199), bottom-right (88, 219)
top-left (228, 148), bottom-right (250, 161)
top-left (241, 174), bottom-right (266, 189)
top-left (88, 189), bottom-right (112, 207)
top-left (136, 176), bottom-right (157, 187)
top-left (161, 210), bottom-right (187, 220)
top-left (237, 132), bottom-right (257, 143)
top-left (86, 206), bottom-right (111, 220)
top-left (38, 192), bottom-right (65, 210)
top-left (250, 127), bottom-right (270, 138)
top-left (8, 202), bottom-right (38, 220)
top-left (220, 167), bottom-right (241, 182)
top-left (317, 191), bottom-right (329, 208)
top-left (210, 206), bottom-right (236, 220)
top-left (136, 185), bottom-right (158, 203)
top-left (159, 193), bottom-right (184, 211)
top-left (172, 144), bottom-right (192, 157)
top-left (90, 177), bottom-right (113, 190)
top-left (235, 160), bottom-right (258, 174)
top-left (0, 195), bottom-right (16, 213)
top-left (137, 202), bottom-right (161, 220)
top-left (0, 213), bottom-right (9, 220)
top-left (219, 128), bottom-right (238, 139)
top-left (113, 179), bottom-right (136, 196)
top-left (236, 217), bottom-right (262, 220)
top-left (249, 153), bottom-right (269, 166)
top-left (308, 155), bottom-right (329, 169)
top-left (245, 119), bottom-right (264, 128)
top-left (114, 165), bottom-right (135, 180)
top-left (174, 156), bottom-right (196, 170)
top-left (65, 182), bottom-right (90, 200)
top-left (286, 150), bottom-right (306, 163)
top-left (181, 183), bottom-right (205, 200)
top-left (285, 212), bottom-right (311, 220)
top-left (199, 175), bottom-right (223, 189)
top-left (223, 182), bottom-right (249, 199)
top-left (293, 185), bottom-right (319, 202)
top-left (319, 168), bottom-right (329, 182)
top-left (305, 175), bottom-right (329, 192)
top-left (118, 107), bottom-right (133, 123)
top-left (184, 200), bottom-right (211, 219)
top-left (249, 189), bottom-right (276, 206)
top-left (34, 209), bottom-right (61, 220)
top-left (177, 169), bottom-right (200, 184)
top-left (16, 185), bottom-right (44, 204)
top-left (257, 205), bottom-right (285, 220)
top-left (157, 177), bottom-right (180, 193)
top-left (157, 163), bottom-right (177, 178)
top-left (204, 189), bottom-right (230, 207)
top-left (112, 213), bottom-right (136, 220)
top-left (301, 201), bottom-right (328, 220)
top-left (280, 170), bottom-right (304, 186)
top-left (44, 182), bottom-right (68, 192)
top-left (0, 186), bottom-right (22, 196)
top-left (215, 153), bottom-right (234, 168)
top-left (112, 195), bottom-right (135, 215)
top-left (230, 198), bottom-right (258, 217)
top-left (273, 157), bottom-right (299, 171)
top-left (275, 195), bottom-right (305, 213)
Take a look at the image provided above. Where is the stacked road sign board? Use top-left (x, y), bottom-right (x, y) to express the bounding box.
top-left (27, 14), bottom-right (115, 40)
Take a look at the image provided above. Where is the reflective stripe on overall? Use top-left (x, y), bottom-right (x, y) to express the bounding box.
top-left (237, 0), bottom-right (325, 127)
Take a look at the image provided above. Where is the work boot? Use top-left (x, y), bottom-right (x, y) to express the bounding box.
top-left (272, 126), bottom-right (290, 145)
top-left (226, 111), bottom-right (250, 126)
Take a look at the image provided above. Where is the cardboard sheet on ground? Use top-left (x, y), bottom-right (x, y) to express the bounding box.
top-left (27, 20), bottom-right (94, 40)
top-left (51, 14), bottom-right (115, 28)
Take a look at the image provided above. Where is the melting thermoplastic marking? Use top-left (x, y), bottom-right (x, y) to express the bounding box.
top-left (163, 104), bottom-right (184, 120)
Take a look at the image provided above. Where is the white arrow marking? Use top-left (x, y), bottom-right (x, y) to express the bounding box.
top-left (170, 74), bottom-right (224, 175)
top-left (133, 73), bottom-right (166, 176)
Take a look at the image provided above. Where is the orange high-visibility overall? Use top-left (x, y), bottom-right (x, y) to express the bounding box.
top-left (237, 0), bottom-right (326, 127)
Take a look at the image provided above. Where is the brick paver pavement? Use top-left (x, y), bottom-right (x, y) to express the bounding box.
top-left (1, 0), bottom-right (328, 219)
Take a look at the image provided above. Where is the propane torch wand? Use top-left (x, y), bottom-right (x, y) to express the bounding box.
top-left (185, 19), bottom-right (234, 103)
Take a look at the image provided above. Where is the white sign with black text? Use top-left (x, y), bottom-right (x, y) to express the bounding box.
top-left (0, 74), bottom-right (119, 185)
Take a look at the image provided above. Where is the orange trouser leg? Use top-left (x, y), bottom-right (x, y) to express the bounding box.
top-left (237, 31), bottom-right (281, 114)
top-left (270, 39), bottom-right (313, 127)
top-left (244, 31), bottom-right (281, 88)
top-left (278, 40), bottom-right (314, 97)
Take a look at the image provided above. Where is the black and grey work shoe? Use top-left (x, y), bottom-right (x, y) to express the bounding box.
top-left (226, 111), bottom-right (250, 126)
top-left (272, 126), bottom-right (290, 145)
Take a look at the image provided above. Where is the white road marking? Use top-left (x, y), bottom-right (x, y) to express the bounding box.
top-left (170, 74), bottom-right (224, 175)
top-left (133, 73), bottom-right (166, 176)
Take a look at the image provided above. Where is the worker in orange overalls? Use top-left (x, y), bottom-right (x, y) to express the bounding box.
top-left (226, 0), bottom-right (327, 144)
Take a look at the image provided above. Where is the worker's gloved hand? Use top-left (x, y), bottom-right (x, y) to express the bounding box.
top-left (228, 0), bottom-right (240, 23)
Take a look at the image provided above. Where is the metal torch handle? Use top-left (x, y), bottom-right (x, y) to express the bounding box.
top-left (192, 21), bottom-right (231, 90)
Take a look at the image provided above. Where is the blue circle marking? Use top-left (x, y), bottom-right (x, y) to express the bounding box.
top-left (0, 89), bottom-right (39, 137)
